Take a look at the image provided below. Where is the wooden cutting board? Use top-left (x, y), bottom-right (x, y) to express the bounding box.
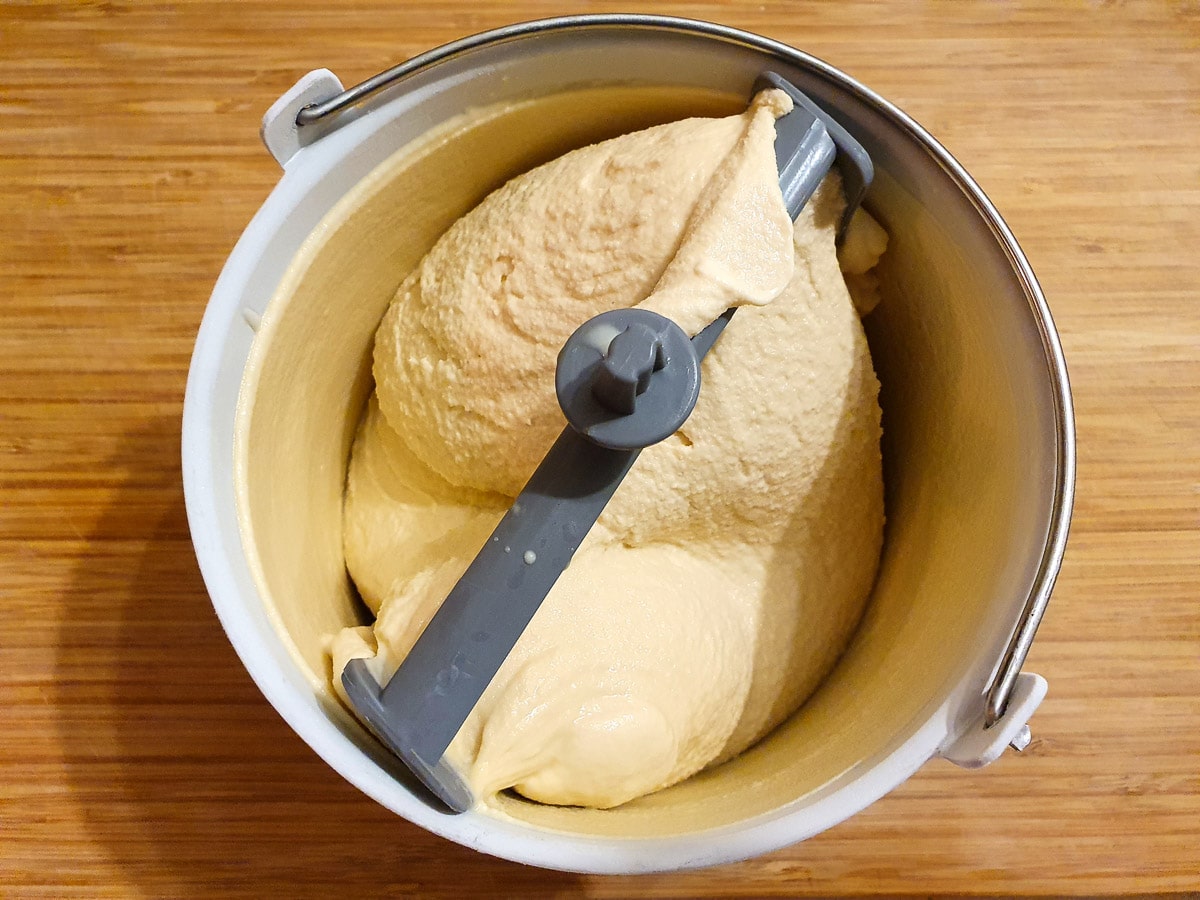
top-left (2, 1), bottom-right (1197, 896)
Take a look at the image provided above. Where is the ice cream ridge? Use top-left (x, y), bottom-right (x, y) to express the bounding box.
top-left (332, 88), bottom-right (889, 809)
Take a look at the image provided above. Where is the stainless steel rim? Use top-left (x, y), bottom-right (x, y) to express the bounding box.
top-left (293, 12), bottom-right (1076, 733)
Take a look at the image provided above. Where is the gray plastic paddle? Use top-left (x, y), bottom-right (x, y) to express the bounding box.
top-left (341, 73), bottom-right (874, 814)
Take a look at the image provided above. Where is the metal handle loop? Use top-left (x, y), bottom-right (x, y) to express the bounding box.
top-left (287, 12), bottom-right (1074, 735)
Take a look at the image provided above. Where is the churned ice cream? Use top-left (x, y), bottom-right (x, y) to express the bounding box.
top-left (332, 89), bottom-right (888, 809)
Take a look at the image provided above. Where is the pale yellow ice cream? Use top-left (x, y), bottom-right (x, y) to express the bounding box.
top-left (332, 89), bottom-right (887, 809)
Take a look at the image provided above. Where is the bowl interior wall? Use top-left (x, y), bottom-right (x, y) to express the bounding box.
top-left (236, 80), bottom-right (1056, 837)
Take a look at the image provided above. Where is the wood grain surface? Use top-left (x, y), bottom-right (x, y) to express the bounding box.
top-left (2, 1), bottom-right (1198, 896)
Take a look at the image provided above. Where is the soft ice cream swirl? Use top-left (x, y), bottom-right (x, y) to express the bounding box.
top-left (334, 89), bottom-right (887, 809)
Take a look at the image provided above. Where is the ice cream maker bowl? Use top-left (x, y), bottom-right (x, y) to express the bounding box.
top-left (182, 15), bottom-right (1074, 873)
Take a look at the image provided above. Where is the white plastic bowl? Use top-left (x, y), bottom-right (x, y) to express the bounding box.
top-left (182, 15), bottom-right (1074, 873)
